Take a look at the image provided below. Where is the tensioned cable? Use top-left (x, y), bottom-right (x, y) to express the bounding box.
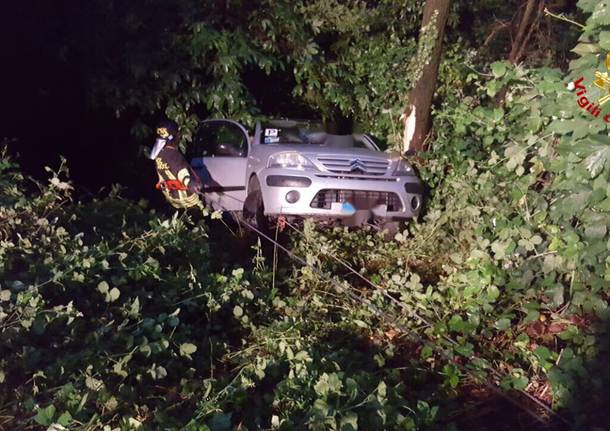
top-left (280, 218), bottom-right (569, 425)
top-left (197, 190), bottom-right (569, 427)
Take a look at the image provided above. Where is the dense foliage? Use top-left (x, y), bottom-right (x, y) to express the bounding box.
top-left (3, 0), bottom-right (610, 430)
top-left (87, 0), bottom-right (431, 140)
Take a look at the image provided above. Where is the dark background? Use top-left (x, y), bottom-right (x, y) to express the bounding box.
top-left (3, 1), bottom-right (142, 196)
top-left (1, 0), bottom-right (302, 200)
top-left (2, 0), bottom-right (578, 198)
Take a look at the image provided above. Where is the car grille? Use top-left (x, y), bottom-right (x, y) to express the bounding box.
top-left (316, 156), bottom-right (389, 176)
top-left (310, 189), bottom-right (403, 212)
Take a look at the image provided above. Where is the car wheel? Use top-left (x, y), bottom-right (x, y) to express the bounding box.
top-left (244, 176), bottom-right (272, 236)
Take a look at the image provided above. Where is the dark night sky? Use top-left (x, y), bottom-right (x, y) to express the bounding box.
top-left (2, 1), bottom-right (307, 200)
top-left (3, 1), bottom-right (174, 200)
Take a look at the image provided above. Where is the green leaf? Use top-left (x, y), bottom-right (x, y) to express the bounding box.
top-left (340, 412), bottom-right (358, 431)
top-left (314, 372), bottom-right (343, 397)
top-left (57, 411), bottom-right (73, 426)
top-left (442, 364), bottom-right (460, 388)
top-left (97, 281), bottom-right (109, 294)
top-left (596, 197), bottom-right (610, 211)
top-left (34, 405), bottom-right (56, 426)
top-left (455, 342), bottom-right (474, 358)
top-left (108, 287), bottom-right (120, 302)
top-left (180, 343), bottom-right (198, 358)
top-left (491, 241), bottom-right (508, 260)
top-left (571, 42), bottom-right (600, 56)
top-left (599, 31), bottom-right (610, 50)
top-left (534, 346), bottom-right (552, 362)
top-left (583, 147), bottom-right (610, 178)
top-left (511, 375), bottom-right (529, 390)
top-left (0, 289), bottom-right (10, 301)
top-left (577, 0), bottom-right (597, 13)
top-left (420, 345), bottom-right (433, 359)
top-left (584, 223), bottom-right (607, 239)
top-left (448, 315), bottom-right (466, 333)
top-left (149, 365), bottom-right (167, 380)
top-left (486, 285), bottom-right (500, 301)
top-left (486, 80), bottom-right (501, 97)
top-left (494, 318), bottom-right (511, 331)
top-left (491, 61), bottom-right (507, 78)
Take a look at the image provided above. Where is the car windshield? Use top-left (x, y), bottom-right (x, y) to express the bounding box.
top-left (260, 120), bottom-right (323, 145)
top-left (259, 120), bottom-right (377, 150)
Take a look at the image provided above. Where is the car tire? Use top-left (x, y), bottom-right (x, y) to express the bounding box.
top-left (244, 176), bottom-right (272, 236)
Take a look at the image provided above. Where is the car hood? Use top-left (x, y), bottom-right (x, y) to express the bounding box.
top-left (268, 144), bottom-right (398, 160)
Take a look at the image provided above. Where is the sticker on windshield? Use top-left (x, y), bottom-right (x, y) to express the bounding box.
top-left (264, 136), bottom-right (280, 143)
top-left (264, 128), bottom-right (278, 137)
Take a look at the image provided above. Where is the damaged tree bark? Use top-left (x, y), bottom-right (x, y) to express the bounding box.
top-left (402, 0), bottom-right (451, 153)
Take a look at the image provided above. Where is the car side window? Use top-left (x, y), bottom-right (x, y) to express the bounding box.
top-left (188, 122), bottom-right (247, 160)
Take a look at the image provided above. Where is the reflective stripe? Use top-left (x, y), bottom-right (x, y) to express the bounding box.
top-left (177, 167), bottom-right (191, 186)
top-left (165, 193), bottom-right (201, 208)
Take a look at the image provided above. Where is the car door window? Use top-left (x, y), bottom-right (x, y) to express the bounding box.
top-left (188, 122), bottom-right (248, 160)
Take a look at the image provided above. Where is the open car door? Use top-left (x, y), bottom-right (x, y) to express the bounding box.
top-left (186, 119), bottom-right (249, 211)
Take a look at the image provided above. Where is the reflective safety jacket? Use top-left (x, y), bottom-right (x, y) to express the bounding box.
top-left (154, 145), bottom-right (202, 209)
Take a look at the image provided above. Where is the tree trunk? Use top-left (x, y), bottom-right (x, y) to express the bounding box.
top-left (495, 0), bottom-right (542, 105)
top-left (508, 0), bottom-right (541, 64)
top-left (402, 0), bottom-right (451, 153)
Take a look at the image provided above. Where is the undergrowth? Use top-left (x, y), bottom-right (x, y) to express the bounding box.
top-left (2, 2), bottom-right (610, 430)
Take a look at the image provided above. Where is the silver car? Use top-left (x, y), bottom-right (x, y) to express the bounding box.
top-left (186, 119), bottom-right (423, 227)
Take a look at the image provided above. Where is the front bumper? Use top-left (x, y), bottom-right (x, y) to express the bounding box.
top-left (258, 169), bottom-right (424, 220)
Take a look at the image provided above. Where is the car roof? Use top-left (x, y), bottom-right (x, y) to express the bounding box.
top-left (261, 118), bottom-right (321, 127)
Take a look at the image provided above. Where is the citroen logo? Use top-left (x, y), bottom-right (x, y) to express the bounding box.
top-left (349, 159), bottom-right (366, 173)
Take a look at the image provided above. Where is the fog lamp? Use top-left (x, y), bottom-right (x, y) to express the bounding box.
top-left (286, 190), bottom-right (300, 203)
top-left (411, 196), bottom-right (420, 210)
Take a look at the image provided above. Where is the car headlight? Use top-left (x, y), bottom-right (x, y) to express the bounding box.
top-left (393, 158), bottom-right (415, 176)
top-left (267, 152), bottom-right (314, 170)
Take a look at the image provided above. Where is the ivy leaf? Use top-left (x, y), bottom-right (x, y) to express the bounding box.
top-left (511, 375), bottom-right (529, 390)
top-left (455, 342), bottom-right (474, 357)
top-left (0, 290), bottom-right (10, 301)
top-left (494, 318), bottom-right (511, 331)
top-left (491, 241), bottom-right (508, 260)
top-left (583, 147), bottom-right (610, 178)
top-left (491, 61), bottom-right (507, 78)
top-left (97, 281), bottom-right (109, 294)
top-left (107, 287), bottom-right (120, 302)
top-left (57, 411), bottom-right (73, 426)
top-left (179, 343), bottom-right (197, 358)
top-left (558, 190), bottom-right (592, 215)
top-left (420, 345), bottom-right (433, 359)
top-left (314, 373), bottom-right (331, 396)
top-left (534, 346), bottom-right (552, 362)
top-left (584, 223), bottom-right (607, 239)
top-left (314, 372), bottom-right (342, 397)
top-left (546, 285), bottom-right (565, 307)
top-left (149, 365), bottom-right (167, 380)
top-left (34, 405), bottom-right (56, 426)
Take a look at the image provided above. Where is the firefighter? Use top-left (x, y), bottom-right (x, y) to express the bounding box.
top-left (149, 120), bottom-right (203, 209)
